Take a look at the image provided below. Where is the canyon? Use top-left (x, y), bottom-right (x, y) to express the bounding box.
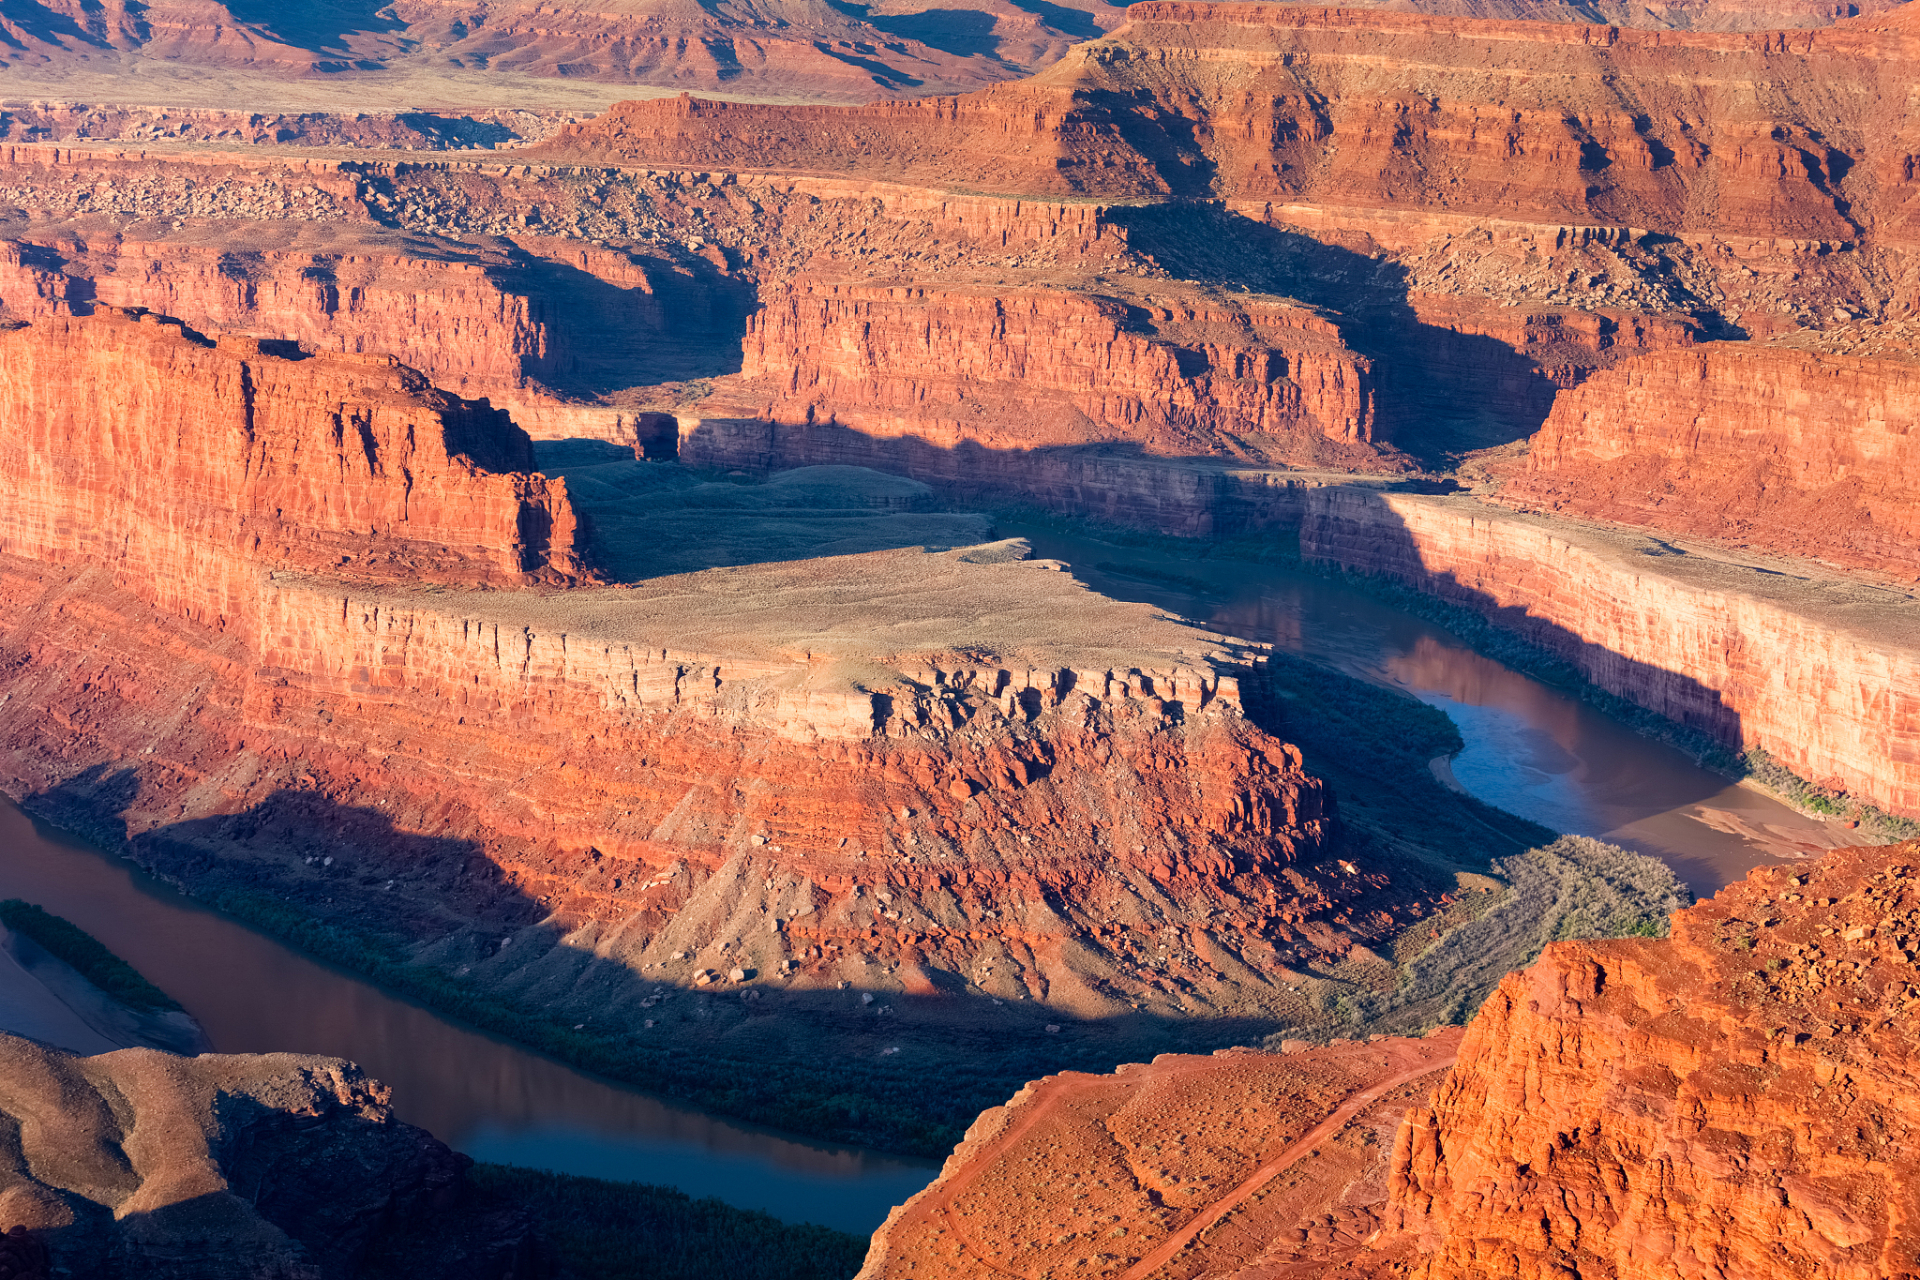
top-left (0, 304), bottom-right (1575, 1154)
top-left (864, 838), bottom-right (1920, 1280)
top-left (0, 0), bottom-right (1917, 1274)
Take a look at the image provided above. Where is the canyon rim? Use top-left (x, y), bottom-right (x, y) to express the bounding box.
top-left (0, 0), bottom-right (1914, 1276)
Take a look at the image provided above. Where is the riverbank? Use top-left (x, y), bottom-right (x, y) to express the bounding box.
top-left (1000, 502), bottom-right (1920, 845)
top-left (0, 901), bottom-right (206, 1055)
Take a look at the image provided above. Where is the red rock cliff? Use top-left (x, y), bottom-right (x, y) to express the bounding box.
top-left (0, 310), bottom-right (586, 625)
top-left (1301, 488), bottom-right (1920, 817)
top-left (535, 3), bottom-right (1920, 246)
top-left (726, 279), bottom-right (1379, 458)
top-left (1386, 841), bottom-right (1920, 1279)
top-left (1499, 341), bottom-right (1920, 578)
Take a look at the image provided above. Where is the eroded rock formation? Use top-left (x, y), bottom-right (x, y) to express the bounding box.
top-left (0, 309), bottom-right (1474, 1147)
top-left (531, 2), bottom-right (1920, 246)
top-left (863, 840), bottom-right (1920, 1279)
top-left (722, 279), bottom-right (1381, 461)
top-left (1497, 339), bottom-right (1920, 578)
top-left (0, 310), bottom-right (585, 620)
top-left (0, 1034), bottom-right (534, 1279)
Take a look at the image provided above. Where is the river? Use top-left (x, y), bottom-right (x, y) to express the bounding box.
top-left (0, 532), bottom-right (1867, 1234)
top-left (1014, 524), bottom-right (1871, 896)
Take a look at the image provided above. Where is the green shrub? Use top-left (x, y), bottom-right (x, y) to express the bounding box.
top-left (466, 1164), bottom-right (868, 1280)
top-left (0, 900), bottom-right (182, 1012)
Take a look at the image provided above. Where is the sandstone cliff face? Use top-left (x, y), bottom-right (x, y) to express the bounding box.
top-left (532, 92), bottom-right (1175, 196)
top-left (0, 1033), bottom-right (534, 1279)
top-left (857, 841), bottom-right (1920, 1280)
top-left (728, 279), bottom-right (1379, 459)
top-left (535, 4), bottom-right (1920, 247)
top-left (1386, 841), bottom-right (1920, 1279)
top-left (0, 311), bottom-right (585, 625)
top-left (0, 222), bottom-right (744, 421)
top-left (1301, 488), bottom-right (1920, 818)
top-left (1498, 340), bottom-right (1920, 578)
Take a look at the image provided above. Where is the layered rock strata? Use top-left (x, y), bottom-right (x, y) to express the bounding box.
top-left (0, 220), bottom-right (747, 424)
top-left (1498, 340), bottom-right (1920, 578)
top-left (1301, 488), bottom-right (1920, 817)
top-left (865, 840), bottom-right (1920, 1280)
top-left (0, 103), bottom-right (587, 150)
top-left (724, 279), bottom-right (1381, 460)
top-left (531, 3), bottom-right (1915, 244)
top-left (0, 311), bottom-right (1462, 1145)
top-left (0, 310), bottom-right (585, 623)
top-left (0, 0), bottom-right (1124, 99)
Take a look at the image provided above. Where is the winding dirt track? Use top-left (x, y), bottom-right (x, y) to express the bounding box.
top-left (914, 1038), bottom-right (1457, 1279)
top-left (1115, 1052), bottom-right (1456, 1280)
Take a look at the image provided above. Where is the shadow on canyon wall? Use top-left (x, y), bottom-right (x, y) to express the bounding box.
top-left (503, 248), bottom-right (755, 399)
top-left (1303, 487), bottom-right (1750, 754)
top-left (673, 415), bottom-right (1411, 541)
top-left (672, 415), bottom-right (1749, 757)
top-left (1108, 204), bottom-right (1576, 464)
top-left (535, 439), bottom-right (1000, 580)
top-left (219, 0), bottom-right (407, 55)
top-left (824, 1), bottom-right (1007, 58)
top-left (22, 756), bottom-right (1464, 1157)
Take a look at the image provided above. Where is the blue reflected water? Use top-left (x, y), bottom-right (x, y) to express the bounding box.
top-left (0, 800), bottom-right (936, 1232)
top-left (1012, 523), bottom-right (1868, 895)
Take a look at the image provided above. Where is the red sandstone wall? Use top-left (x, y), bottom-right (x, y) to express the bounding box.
top-left (1500, 341), bottom-right (1920, 578)
top-left (0, 311), bottom-right (585, 625)
top-left (538, 5), bottom-right (1920, 245)
top-left (728, 279), bottom-right (1379, 459)
top-left (1301, 488), bottom-right (1920, 817)
top-left (532, 93), bottom-right (1173, 196)
top-left (0, 236), bottom-right (547, 399)
top-left (1387, 843), bottom-right (1920, 1279)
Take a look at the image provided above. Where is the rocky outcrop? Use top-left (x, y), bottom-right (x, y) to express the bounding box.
top-left (1498, 340), bottom-right (1920, 578)
top-left (857, 1032), bottom-right (1465, 1280)
top-left (1385, 840), bottom-right (1920, 1279)
top-left (0, 103), bottom-right (586, 150)
top-left (723, 279), bottom-right (1381, 460)
top-left (1301, 488), bottom-right (1920, 818)
top-left (0, 1033), bottom-right (535, 1279)
top-left (860, 840), bottom-right (1920, 1280)
top-left (0, 310), bottom-right (586, 624)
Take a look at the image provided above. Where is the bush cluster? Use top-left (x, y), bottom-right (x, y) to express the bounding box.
top-left (466, 1165), bottom-right (869, 1280)
top-left (0, 899), bottom-right (182, 1012)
